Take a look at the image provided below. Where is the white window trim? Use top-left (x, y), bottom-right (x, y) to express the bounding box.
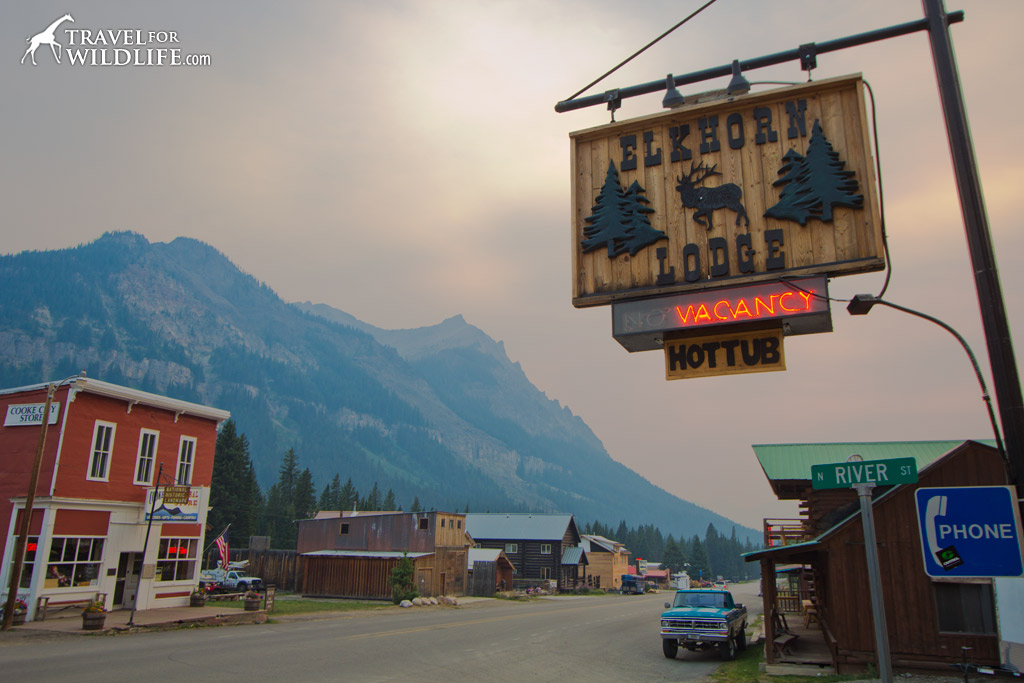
top-left (541, 543), bottom-right (552, 555)
top-left (505, 543), bottom-right (518, 554)
top-left (176, 436), bottom-right (196, 485)
top-left (87, 420), bottom-right (116, 482)
top-left (134, 429), bottom-right (159, 485)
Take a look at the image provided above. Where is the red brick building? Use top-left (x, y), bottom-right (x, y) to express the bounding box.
top-left (1, 377), bottom-right (228, 620)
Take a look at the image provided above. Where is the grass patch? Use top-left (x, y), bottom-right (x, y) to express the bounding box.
top-left (261, 596), bottom-right (389, 616)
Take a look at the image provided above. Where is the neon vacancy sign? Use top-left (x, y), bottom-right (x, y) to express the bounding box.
top-left (612, 276), bottom-right (830, 351)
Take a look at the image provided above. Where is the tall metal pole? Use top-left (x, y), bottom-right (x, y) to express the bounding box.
top-left (2, 384), bottom-right (55, 631)
top-left (922, 0), bottom-right (1024, 485)
top-left (856, 482), bottom-right (893, 683)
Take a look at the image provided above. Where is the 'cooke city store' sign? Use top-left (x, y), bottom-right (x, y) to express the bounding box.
top-left (570, 74), bottom-right (884, 309)
top-left (4, 402), bottom-right (61, 426)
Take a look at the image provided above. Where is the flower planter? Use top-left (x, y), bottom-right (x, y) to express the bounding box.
top-left (190, 595), bottom-right (207, 607)
top-left (243, 597), bottom-right (261, 611)
top-left (12, 612), bottom-right (26, 626)
top-left (81, 612), bottom-right (106, 630)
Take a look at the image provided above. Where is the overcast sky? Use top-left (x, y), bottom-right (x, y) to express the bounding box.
top-left (3, 1), bottom-right (1021, 530)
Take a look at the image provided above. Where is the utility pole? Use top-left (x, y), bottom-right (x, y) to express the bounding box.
top-left (2, 384), bottom-right (55, 631)
top-left (922, 0), bottom-right (1024, 485)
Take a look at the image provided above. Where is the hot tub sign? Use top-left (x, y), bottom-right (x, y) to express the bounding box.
top-left (571, 75), bottom-right (883, 307)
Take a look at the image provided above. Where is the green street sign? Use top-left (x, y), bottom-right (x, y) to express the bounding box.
top-left (811, 457), bottom-right (918, 490)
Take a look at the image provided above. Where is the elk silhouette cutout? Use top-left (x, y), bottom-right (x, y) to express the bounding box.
top-left (21, 14), bottom-right (74, 66)
top-left (676, 161), bottom-right (749, 230)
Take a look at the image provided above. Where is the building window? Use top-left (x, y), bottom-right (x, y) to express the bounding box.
top-left (505, 543), bottom-right (518, 554)
top-left (419, 518), bottom-right (429, 530)
top-left (157, 538), bottom-right (197, 581)
top-left (457, 520), bottom-right (462, 529)
top-left (88, 421), bottom-right (116, 481)
top-left (440, 519), bottom-right (445, 528)
top-left (47, 537), bottom-right (104, 588)
top-left (134, 430), bottom-right (159, 485)
top-left (541, 567), bottom-right (551, 580)
top-left (934, 581), bottom-right (996, 634)
top-left (8, 536), bottom-right (38, 589)
top-left (340, 523), bottom-right (349, 535)
top-left (541, 543), bottom-right (552, 555)
top-left (176, 436), bottom-right (196, 485)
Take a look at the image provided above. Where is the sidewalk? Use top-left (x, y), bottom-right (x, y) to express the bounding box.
top-left (4, 603), bottom-right (266, 636)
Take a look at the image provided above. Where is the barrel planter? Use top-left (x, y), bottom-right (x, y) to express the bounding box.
top-left (12, 612), bottom-right (26, 626)
top-left (81, 612), bottom-right (106, 630)
top-left (244, 597), bottom-right (261, 611)
top-left (190, 594), bottom-right (207, 607)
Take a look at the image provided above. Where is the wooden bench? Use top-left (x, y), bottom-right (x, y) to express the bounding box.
top-left (36, 592), bottom-right (107, 620)
top-left (773, 633), bottom-right (799, 658)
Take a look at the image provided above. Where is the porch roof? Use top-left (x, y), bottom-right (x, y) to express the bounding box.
top-left (751, 440), bottom-right (989, 482)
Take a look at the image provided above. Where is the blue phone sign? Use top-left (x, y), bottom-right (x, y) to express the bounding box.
top-left (915, 486), bottom-right (1024, 578)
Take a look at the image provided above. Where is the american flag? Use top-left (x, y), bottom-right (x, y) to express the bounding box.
top-left (214, 532), bottom-right (229, 570)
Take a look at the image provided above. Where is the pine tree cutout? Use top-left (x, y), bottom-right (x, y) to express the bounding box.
top-left (581, 161), bottom-right (666, 257)
top-left (622, 180), bottom-right (666, 255)
top-left (764, 119), bottom-right (863, 225)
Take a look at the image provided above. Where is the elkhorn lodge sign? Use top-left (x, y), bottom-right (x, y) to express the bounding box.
top-left (571, 75), bottom-right (883, 307)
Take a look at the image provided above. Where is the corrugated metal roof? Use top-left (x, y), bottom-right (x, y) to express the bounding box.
top-left (752, 440), bottom-right (994, 481)
top-left (468, 548), bottom-right (501, 567)
top-left (464, 513), bottom-right (575, 541)
top-left (561, 546), bottom-right (585, 565)
top-left (301, 550), bottom-right (432, 559)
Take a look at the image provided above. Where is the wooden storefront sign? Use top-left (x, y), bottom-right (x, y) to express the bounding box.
top-left (665, 327), bottom-right (785, 380)
top-left (571, 74), bottom-right (883, 308)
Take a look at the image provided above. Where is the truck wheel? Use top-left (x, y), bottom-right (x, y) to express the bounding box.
top-left (736, 628), bottom-right (747, 651)
top-left (237, 582), bottom-right (247, 591)
top-left (662, 639), bottom-right (679, 659)
top-left (719, 636), bottom-right (737, 661)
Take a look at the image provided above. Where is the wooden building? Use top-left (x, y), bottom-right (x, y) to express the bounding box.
top-left (746, 440), bottom-right (1022, 674)
top-left (464, 513), bottom-right (584, 590)
top-left (580, 533), bottom-right (629, 590)
top-left (467, 547), bottom-right (515, 596)
top-left (297, 510), bottom-right (469, 599)
top-left (0, 377), bottom-right (228, 620)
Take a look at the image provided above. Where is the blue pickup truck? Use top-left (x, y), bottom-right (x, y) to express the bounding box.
top-left (660, 589), bottom-right (748, 660)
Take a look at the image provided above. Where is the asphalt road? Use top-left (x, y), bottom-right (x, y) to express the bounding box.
top-left (0, 581), bottom-right (763, 683)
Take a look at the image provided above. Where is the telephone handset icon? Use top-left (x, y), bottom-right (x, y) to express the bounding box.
top-left (924, 494), bottom-right (963, 571)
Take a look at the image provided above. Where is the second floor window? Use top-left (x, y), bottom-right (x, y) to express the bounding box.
top-left (541, 543), bottom-right (552, 555)
top-left (177, 436), bottom-right (196, 485)
top-left (505, 543), bottom-right (518, 554)
top-left (88, 421), bottom-right (115, 481)
top-left (134, 430), bottom-right (159, 485)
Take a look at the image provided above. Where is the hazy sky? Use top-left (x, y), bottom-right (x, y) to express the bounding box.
top-left (3, 1), bottom-right (1022, 529)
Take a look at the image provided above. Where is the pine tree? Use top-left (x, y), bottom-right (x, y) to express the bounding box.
top-left (294, 468), bottom-right (317, 520)
top-left (621, 180), bottom-right (667, 255)
top-left (208, 421), bottom-right (262, 547)
top-left (410, 496), bottom-right (422, 513)
top-left (339, 478), bottom-right (358, 512)
top-left (383, 488), bottom-right (396, 511)
top-left (764, 119), bottom-right (863, 225)
top-left (581, 161), bottom-right (631, 257)
top-left (366, 482), bottom-right (382, 511)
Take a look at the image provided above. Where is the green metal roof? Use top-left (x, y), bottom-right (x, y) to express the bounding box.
top-left (751, 440), bottom-right (996, 481)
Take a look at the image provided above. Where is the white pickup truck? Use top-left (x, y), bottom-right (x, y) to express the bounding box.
top-left (199, 568), bottom-right (263, 593)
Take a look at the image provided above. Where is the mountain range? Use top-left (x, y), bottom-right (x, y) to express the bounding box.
top-left (0, 232), bottom-right (757, 542)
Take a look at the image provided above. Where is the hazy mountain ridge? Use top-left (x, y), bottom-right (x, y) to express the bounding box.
top-left (0, 232), bottom-right (757, 542)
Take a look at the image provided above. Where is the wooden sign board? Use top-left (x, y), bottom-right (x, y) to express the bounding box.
top-left (571, 74), bottom-right (883, 307)
top-left (665, 327), bottom-right (785, 380)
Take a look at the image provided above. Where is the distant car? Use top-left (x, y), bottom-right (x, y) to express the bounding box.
top-left (714, 580), bottom-right (728, 590)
